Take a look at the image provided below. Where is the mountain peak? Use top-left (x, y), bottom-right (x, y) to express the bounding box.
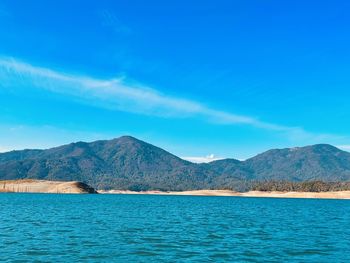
top-left (117, 135), bottom-right (139, 141)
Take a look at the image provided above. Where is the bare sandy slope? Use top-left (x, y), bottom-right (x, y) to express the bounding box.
top-left (99, 189), bottom-right (350, 199)
top-left (0, 180), bottom-right (96, 194)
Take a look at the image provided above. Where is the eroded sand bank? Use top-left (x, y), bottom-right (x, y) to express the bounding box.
top-left (0, 180), bottom-right (96, 194)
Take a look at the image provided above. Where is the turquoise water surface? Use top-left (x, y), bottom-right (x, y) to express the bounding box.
top-left (1, 194), bottom-right (350, 262)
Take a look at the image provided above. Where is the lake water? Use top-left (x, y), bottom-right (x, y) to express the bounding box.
top-left (1, 194), bottom-right (350, 262)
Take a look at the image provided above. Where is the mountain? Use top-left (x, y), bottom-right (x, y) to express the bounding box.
top-left (244, 144), bottom-right (350, 181)
top-left (0, 136), bottom-right (223, 190)
top-left (0, 136), bottom-right (350, 191)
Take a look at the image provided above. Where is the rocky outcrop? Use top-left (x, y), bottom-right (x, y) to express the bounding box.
top-left (0, 180), bottom-right (97, 194)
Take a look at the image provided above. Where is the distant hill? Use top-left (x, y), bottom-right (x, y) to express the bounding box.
top-left (244, 144), bottom-right (350, 181)
top-left (1, 136), bottom-right (350, 191)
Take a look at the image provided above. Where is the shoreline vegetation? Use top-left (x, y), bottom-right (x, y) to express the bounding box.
top-left (251, 181), bottom-right (350, 192)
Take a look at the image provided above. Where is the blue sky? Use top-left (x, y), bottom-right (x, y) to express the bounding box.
top-left (1, 0), bottom-right (350, 160)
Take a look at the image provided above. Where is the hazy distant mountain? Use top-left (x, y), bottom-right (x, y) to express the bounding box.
top-left (1, 136), bottom-right (350, 191)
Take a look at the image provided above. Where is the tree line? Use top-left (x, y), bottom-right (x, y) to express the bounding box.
top-left (250, 181), bottom-right (350, 192)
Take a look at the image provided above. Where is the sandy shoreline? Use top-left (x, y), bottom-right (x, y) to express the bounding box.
top-left (0, 180), bottom-right (96, 194)
top-left (1, 180), bottom-right (349, 198)
top-left (98, 189), bottom-right (350, 199)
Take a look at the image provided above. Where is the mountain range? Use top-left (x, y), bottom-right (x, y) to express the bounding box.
top-left (1, 136), bottom-right (350, 191)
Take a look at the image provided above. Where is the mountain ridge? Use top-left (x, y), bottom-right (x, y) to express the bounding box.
top-left (1, 136), bottom-right (350, 191)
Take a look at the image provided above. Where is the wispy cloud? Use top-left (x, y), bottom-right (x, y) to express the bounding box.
top-left (0, 57), bottom-right (343, 143)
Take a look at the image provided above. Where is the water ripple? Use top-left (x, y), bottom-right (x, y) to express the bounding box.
top-left (1, 194), bottom-right (350, 262)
